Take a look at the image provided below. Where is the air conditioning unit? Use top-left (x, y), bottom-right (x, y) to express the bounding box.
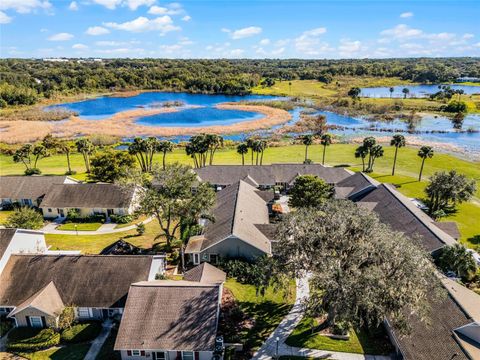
top-left (214, 335), bottom-right (224, 354)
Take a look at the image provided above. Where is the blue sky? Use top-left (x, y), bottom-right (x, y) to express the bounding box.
top-left (1, 0), bottom-right (479, 59)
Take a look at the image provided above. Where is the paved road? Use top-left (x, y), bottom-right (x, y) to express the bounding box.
top-left (252, 274), bottom-right (392, 360)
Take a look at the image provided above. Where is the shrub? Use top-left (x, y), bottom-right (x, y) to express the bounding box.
top-left (136, 222), bottom-right (146, 236)
top-left (7, 328), bottom-right (60, 351)
top-left (65, 170), bottom-right (77, 175)
top-left (61, 322), bottom-right (102, 344)
top-left (442, 100), bottom-right (467, 113)
top-left (5, 207), bottom-right (44, 230)
top-left (109, 214), bottom-right (133, 224)
top-left (66, 209), bottom-right (106, 224)
top-left (58, 306), bottom-right (75, 331)
top-left (24, 168), bottom-right (41, 176)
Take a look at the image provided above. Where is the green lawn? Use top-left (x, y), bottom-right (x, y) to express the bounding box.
top-left (224, 278), bottom-right (296, 352)
top-left (46, 219), bottom-right (165, 254)
top-left (56, 222), bottom-right (103, 231)
top-left (286, 317), bottom-right (393, 355)
top-left (95, 328), bottom-right (121, 360)
top-left (16, 344), bottom-right (91, 360)
top-left (252, 80), bottom-right (337, 98)
top-left (0, 210), bottom-right (13, 225)
top-left (2, 143), bottom-right (479, 249)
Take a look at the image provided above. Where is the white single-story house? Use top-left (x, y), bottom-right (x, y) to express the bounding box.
top-left (40, 183), bottom-right (139, 219)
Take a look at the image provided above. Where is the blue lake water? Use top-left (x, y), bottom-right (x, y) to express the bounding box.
top-left (47, 91), bottom-right (276, 123)
top-left (361, 84), bottom-right (480, 98)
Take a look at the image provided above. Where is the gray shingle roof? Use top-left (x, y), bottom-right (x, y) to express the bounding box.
top-left (0, 254), bottom-right (153, 308)
top-left (184, 263), bottom-right (226, 284)
top-left (355, 184), bottom-right (457, 253)
top-left (115, 281), bottom-right (220, 351)
top-left (194, 164), bottom-right (351, 187)
top-left (335, 172), bottom-right (380, 199)
top-left (40, 183), bottom-right (135, 209)
top-left (186, 180), bottom-right (271, 254)
top-left (0, 228), bottom-right (16, 260)
top-left (0, 175), bottom-right (70, 201)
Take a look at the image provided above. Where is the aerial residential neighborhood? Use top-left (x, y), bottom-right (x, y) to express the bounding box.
top-left (0, 1), bottom-right (479, 360)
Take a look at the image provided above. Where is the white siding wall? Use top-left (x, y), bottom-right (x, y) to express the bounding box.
top-left (119, 350), bottom-right (214, 360)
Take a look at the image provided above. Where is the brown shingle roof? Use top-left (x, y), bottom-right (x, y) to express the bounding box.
top-left (355, 184), bottom-right (457, 253)
top-left (40, 183), bottom-right (135, 209)
top-left (184, 263), bottom-right (226, 284)
top-left (434, 222), bottom-right (461, 240)
top-left (186, 180), bottom-right (271, 254)
top-left (194, 164), bottom-right (351, 187)
top-left (0, 254), bottom-right (153, 308)
top-left (9, 281), bottom-right (64, 317)
top-left (0, 175), bottom-right (70, 201)
top-left (335, 172), bottom-right (380, 199)
top-left (0, 228), bottom-right (16, 260)
top-left (115, 281), bottom-right (220, 351)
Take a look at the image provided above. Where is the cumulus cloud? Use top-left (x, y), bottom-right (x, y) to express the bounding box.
top-left (271, 47), bottom-right (285, 56)
top-left (229, 49), bottom-right (245, 57)
top-left (0, 0), bottom-right (51, 14)
top-left (380, 24), bottom-right (423, 40)
top-left (90, 0), bottom-right (121, 10)
top-left (400, 12), bottom-right (413, 18)
top-left (181, 15), bottom-right (191, 21)
top-left (148, 4), bottom-right (184, 15)
top-left (0, 11), bottom-right (12, 24)
top-left (72, 43), bottom-right (88, 49)
top-left (86, 26), bottom-right (110, 36)
top-left (104, 16), bottom-right (180, 34)
top-left (226, 26), bottom-right (262, 39)
top-left (259, 38), bottom-right (270, 46)
top-left (294, 27), bottom-right (329, 55)
top-left (69, 1), bottom-right (78, 11)
top-left (48, 32), bottom-right (74, 41)
top-left (338, 39), bottom-right (364, 57)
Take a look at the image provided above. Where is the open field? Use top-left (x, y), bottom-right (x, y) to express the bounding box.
top-left (253, 80), bottom-right (337, 97)
top-left (2, 144), bottom-right (478, 250)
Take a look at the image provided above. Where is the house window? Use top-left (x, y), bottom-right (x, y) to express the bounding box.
top-left (155, 352), bottom-right (166, 360)
top-left (193, 253), bottom-right (200, 265)
top-left (29, 316), bottom-right (43, 328)
top-left (209, 254), bottom-right (218, 264)
top-left (48, 208), bottom-right (52, 213)
top-left (77, 307), bottom-right (90, 318)
top-left (182, 351), bottom-right (194, 360)
top-left (0, 307), bottom-right (12, 313)
top-left (132, 350), bottom-right (141, 356)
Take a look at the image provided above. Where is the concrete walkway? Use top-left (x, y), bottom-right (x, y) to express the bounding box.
top-left (41, 216), bottom-right (153, 235)
top-left (252, 274), bottom-right (392, 360)
top-left (84, 320), bottom-right (113, 360)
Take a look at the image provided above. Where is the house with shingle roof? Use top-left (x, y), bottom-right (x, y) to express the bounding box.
top-left (185, 180), bottom-right (272, 264)
top-left (0, 254), bottom-right (165, 328)
top-left (114, 280), bottom-right (223, 360)
top-left (0, 175), bottom-right (78, 207)
top-left (40, 183), bottom-right (138, 219)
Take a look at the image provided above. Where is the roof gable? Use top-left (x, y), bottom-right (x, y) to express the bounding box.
top-left (0, 176), bottom-right (70, 200)
top-left (9, 281), bottom-right (64, 317)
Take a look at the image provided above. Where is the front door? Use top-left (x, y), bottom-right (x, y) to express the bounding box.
top-left (107, 209), bottom-right (114, 217)
top-left (58, 209), bottom-right (65, 217)
top-left (153, 352), bottom-right (166, 360)
top-left (209, 254), bottom-right (218, 264)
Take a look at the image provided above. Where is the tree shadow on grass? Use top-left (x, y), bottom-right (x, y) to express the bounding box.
top-left (468, 235), bottom-right (480, 245)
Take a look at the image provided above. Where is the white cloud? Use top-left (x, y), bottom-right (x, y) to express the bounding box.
top-left (90, 0), bottom-right (122, 10)
top-left (104, 16), bottom-right (180, 34)
top-left (125, 0), bottom-right (155, 10)
top-left (95, 47), bottom-right (145, 55)
top-left (400, 12), bottom-right (413, 18)
top-left (0, 11), bottom-right (12, 24)
top-left (86, 26), bottom-right (110, 36)
top-left (229, 49), bottom-right (244, 57)
top-left (72, 43), bottom-right (88, 49)
top-left (380, 24), bottom-right (423, 40)
top-left (259, 38), bottom-right (270, 46)
top-left (0, 0), bottom-right (51, 14)
top-left (474, 42), bottom-right (480, 48)
top-left (95, 40), bottom-right (123, 46)
top-left (181, 15), bottom-right (191, 22)
top-left (48, 32), bottom-right (74, 41)
top-left (148, 4), bottom-right (183, 15)
top-left (338, 39), bottom-right (364, 57)
top-left (463, 33), bottom-right (474, 40)
top-left (271, 47), bottom-right (285, 56)
top-left (69, 1), bottom-right (78, 11)
top-left (294, 27), bottom-right (329, 55)
top-left (229, 26), bottom-right (262, 40)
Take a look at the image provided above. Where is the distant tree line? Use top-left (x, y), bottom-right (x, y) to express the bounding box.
top-left (1, 57), bottom-right (479, 106)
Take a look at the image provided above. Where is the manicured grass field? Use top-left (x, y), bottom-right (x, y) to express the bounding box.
top-left (2, 143), bottom-right (479, 250)
top-left (56, 222), bottom-right (103, 231)
top-left (224, 278), bottom-right (296, 352)
top-left (16, 344), bottom-right (91, 360)
top-left (46, 219), bottom-right (165, 254)
top-left (286, 317), bottom-right (393, 355)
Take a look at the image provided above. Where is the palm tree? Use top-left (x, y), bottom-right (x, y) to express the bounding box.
top-left (236, 143), bottom-right (249, 165)
top-left (58, 140), bottom-right (75, 175)
top-left (389, 87), bottom-right (394, 98)
top-left (390, 134), bottom-right (405, 176)
top-left (246, 138), bottom-right (256, 165)
top-left (205, 134), bottom-right (223, 165)
top-left (157, 140), bottom-right (174, 170)
top-left (301, 134), bottom-right (313, 163)
top-left (402, 87), bottom-right (410, 99)
top-left (75, 138), bottom-right (95, 173)
top-left (355, 145), bottom-right (368, 172)
top-left (417, 146), bottom-right (434, 181)
top-left (367, 144), bottom-right (384, 172)
top-left (320, 133), bottom-right (332, 165)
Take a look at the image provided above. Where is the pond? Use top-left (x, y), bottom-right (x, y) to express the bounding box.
top-left (47, 91), bottom-right (276, 124)
top-left (360, 84), bottom-right (480, 98)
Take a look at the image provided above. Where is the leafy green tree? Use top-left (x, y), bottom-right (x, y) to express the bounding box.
top-left (390, 134), bottom-right (406, 176)
top-left (301, 134), bottom-right (314, 162)
top-left (320, 133), bottom-right (332, 165)
top-left (58, 307), bottom-right (76, 330)
top-left (389, 87), bottom-right (394, 98)
top-left (236, 143), bottom-right (249, 165)
top-left (288, 175), bottom-right (334, 208)
top-left (88, 150), bottom-right (136, 183)
top-left (354, 145), bottom-right (368, 172)
top-left (6, 207), bottom-right (44, 230)
top-left (120, 163), bottom-right (215, 249)
top-left (417, 146), bottom-right (434, 181)
top-left (425, 170), bottom-right (476, 216)
top-left (402, 87), bottom-right (410, 99)
top-left (439, 244), bottom-right (477, 281)
top-left (42, 134), bottom-right (60, 151)
top-left (443, 100), bottom-right (467, 113)
top-left (275, 201), bottom-right (441, 331)
top-left (75, 138), bottom-right (95, 173)
top-left (13, 144), bottom-right (49, 175)
top-left (347, 87), bottom-right (361, 101)
top-left (157, 140), bottom-right (174, 170)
